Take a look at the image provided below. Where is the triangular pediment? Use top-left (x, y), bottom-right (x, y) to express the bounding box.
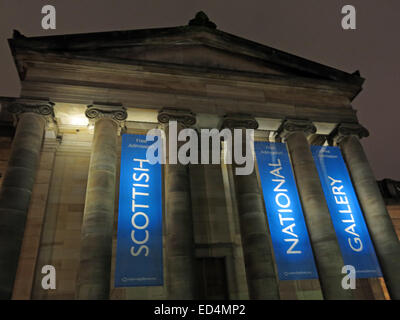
top-left (9, 12), bottom-right (363, 87)
top-left (72, 44), bottom-right (286, 76)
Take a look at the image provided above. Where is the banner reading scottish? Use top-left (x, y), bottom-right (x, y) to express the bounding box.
top-left (254, 141), bottom-right (318, 280)
top-left (311, 145), bottom-right (382, 278)
top-left (115, 134), bottom-right (163, 287)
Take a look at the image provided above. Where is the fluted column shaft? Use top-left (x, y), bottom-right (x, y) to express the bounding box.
top-left (158, 109), bottom-right (197, 299)
top-left (0, 103), bottom-right (49, 299)
top-left (76, 104), bottom-right (126, 300)
top-left (224, 114), bottom-right (279, 300)
top-left (279, 119), bottom-right (353, 300)
top-left (335, 124), bottom-right (400, 300)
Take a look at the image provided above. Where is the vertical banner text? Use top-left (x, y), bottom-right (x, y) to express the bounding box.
top-left (255, 141), bottom-right (318, 280)
top-left (311, 145), bottom-right (381, 278)
top-left (115, 134), bottom-right (163, 287)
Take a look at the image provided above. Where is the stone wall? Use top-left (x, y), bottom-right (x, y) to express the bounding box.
top-left (29, 133), bottom-right (91, 299)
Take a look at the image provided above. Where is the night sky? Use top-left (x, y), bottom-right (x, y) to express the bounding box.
top-left (0, 0), bottom-right (398, 180)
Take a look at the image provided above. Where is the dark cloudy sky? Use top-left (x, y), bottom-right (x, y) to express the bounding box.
top-left (0, 0), bottom-right (398, 179)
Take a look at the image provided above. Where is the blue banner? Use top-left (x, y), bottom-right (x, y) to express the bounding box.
top-left (311, 145), bottom-right (382, 278)
top-left (115, 134), bottom-right (163, 287)
top-left (255, 141), bottom-right (318, 280)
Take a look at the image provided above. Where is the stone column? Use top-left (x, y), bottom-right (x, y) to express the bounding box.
top-left (158, 109), bottom-right (197, 299)
top-left (0, 100), bottom-right (53, 299)
top-left (76, 104), bottom-right (127, 300)
top-left (277, 119), bottom-right (353, 300)
top-left (222, 114), bottom-right (279, 300)
top-left (331, 123), bottom-right (400, 300)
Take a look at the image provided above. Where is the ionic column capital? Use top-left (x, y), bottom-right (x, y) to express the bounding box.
top-left (6, 99), bottom-right (57, 134)
top-left (221, 113), bottom-right (258, 129)
top-left (329, 122), bottom-right (369, 145)
top-left (85, 103), bottom-right (127, 126)
top-left (7, 99), bottom-right (54, 119)
top-left (157, 108), bottom-right (196, 127)
top-left (276, 118), bottom-right (316, 140)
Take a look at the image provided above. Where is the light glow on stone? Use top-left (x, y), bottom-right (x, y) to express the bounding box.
top-left (69, 116), bottom-right (88, 126)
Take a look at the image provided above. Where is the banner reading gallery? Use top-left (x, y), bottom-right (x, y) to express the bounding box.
top-left (312, 145), bottom-right (382, 278)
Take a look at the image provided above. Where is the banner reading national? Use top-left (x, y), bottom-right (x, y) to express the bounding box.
top-left (255, 141), bottom-right (318, 280)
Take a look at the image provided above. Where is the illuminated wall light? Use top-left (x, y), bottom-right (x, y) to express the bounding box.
top-left (69, 116), bottom-right (88, 126)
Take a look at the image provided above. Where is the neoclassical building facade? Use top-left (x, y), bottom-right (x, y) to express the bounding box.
top-left (0, 12), bottom-right (399, 300)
